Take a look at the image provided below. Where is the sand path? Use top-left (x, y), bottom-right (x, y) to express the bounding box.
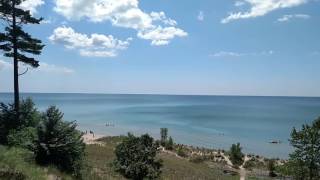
top-left (82, 134), bottom-right (104, 145)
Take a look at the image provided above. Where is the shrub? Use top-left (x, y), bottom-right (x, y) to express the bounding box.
top-left (243, 159), bottom-right (255, 170)
top-left (268, 159), bottom-right (277, 177)
top-left (0, 98), bottom-right (41, 145)
top-left (0, 103), bottom-right (19, 144)
top-left (229, 143), bottom-right (244, 167)
top-left (276, 160), bottom-right (308, 179)
top-left (176, 146), bottom-right (187, 158)
top-left (114, 133), bottom-right (162, 179)
top-left (34, 106), bottom-right (85, 176)
top-left (18, 98), bottom-right (42, 127)
top-left (7, 127), bottom-right (37, 150)
top-left (0, 146), bottom-right (47, 180)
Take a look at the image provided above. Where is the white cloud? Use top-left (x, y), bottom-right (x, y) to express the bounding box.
top-left (235, 1), bottom-right (246, 6)
top-left (210, 51), bottom-right (243, 57)
top-left (137, 26), bottom-right (187, 46)
top-left (53, 0), bottom-right (187, 46)
top-left (150, 12), bottom-right (177, 26)
top-left (0, 60), bottom-right (74, 74)
top-left (197, 11), bottom-right (204, 21)
top-left (277, 14), bottom-right (310, 22)
top-left (222, 0), bottom-right (308, 23)
top-left (210, 50), bottom-right (274, 57)
top-left (49, 26), bottom-right (131, 57)
top-left (18, 0), bottom-right (44, 14)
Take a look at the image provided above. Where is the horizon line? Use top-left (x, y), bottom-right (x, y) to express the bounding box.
top-left (1, 91), bottom-right (320, 98)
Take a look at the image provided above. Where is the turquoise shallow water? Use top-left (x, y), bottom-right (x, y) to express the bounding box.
top-left (1, 93), bottom-right (320, 158)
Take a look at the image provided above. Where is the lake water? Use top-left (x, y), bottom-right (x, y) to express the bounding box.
top-left (1, 93), bottom-right (320, 158)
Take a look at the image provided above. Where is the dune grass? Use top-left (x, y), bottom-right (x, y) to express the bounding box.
top-left (0, 146), bottom-right (73, 180)
top-left (84, 136), bottom-right (239, 180)
top-left (0, 137), bottom-right (240, 179)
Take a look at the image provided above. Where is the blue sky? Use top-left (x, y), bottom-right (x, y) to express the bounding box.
top-left (0, 0), bottom-right (320, 96)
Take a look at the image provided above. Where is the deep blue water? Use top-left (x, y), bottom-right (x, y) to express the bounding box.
top-left (1, 93), bottom-right (320, 158)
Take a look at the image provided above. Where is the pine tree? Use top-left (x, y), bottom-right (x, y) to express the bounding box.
top-left (289, 117), bottom-right (320, 180)
top-left (35, 106), bottom-right (85, 175)
top-left (0, 0), bottom-right (44, 116)
top-left (229, 143), bottom-right (244, 167)
top-left (165, 136), bottom-right (174, 150)
top-left (160, 128), bottom-right (168, 146)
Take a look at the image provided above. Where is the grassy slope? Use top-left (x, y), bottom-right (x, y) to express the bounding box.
top-left (0, 146), bottom-right (72, 180)
top-left (0, 137), bottom-right (241, 180)
top-left (84, 136), bottom-right (239, 180)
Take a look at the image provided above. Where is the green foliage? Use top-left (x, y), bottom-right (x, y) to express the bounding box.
top-left (0, 98), bottom-right (41, 145)
top-left (0, 146), bottom-right (47, 180)
top-left (243, 158), bottom-right (265, 170)
top-left (165, 136), bottom-right (174, 150)
top-left (176, 146), bottom-right (187, 158)
top-left (7, 127), bottom-right (37, 150)
top-left (229, 143), bottom-right (244, 167)
top-left (288, 117), bottom-right (320, 180)
top-left (267, 159), bottom-right (277, 177)
top-left (243, 159), bottom-right (255, 170)
top-left (34, 106), bottom-right (85, 176)
top-left (0, 102), bottom-right (17, 144)
top-left (160, 128), bottom-right (168, 146)
top-left (160, 128), bottom-right (174, 150)
top-left (114, 133), bottom-right (162, 180)
top-left (18, 98), bottom-right (41, 127)
top-left (276, 160), bottom-right (308, 179)
top-left (0, 145), bottom-right (73, 180)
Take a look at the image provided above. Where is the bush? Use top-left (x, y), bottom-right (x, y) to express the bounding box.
top-left (243, 159), bottom-right (255, 170)
top-left (0, 146), bottom-right (47, 180)
top-left (229, 143), bottom-right (244, 167)
top-left (276, 160), bottom-right (308, 179)
top-left (0, 98), bottom-right (41, 145)
top-left (0, 103), bottom-right (19, 144)
top-left (114, 133), bottom-right (162, 179)
top-left (7, 127), bottom-right (37, 150)
top-left (268, 159), bottom-right (277, 177)
top-left (176, 146), bottom-right (187, 158)
top-left (34, 106), bottom-right (85, 176)
top-left (18, 98), bottom-right (42, 127)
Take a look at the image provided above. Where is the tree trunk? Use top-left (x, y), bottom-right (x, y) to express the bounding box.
top-left (12, 0), bottom-right (19, 118)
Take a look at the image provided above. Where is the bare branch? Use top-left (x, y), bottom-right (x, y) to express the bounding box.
top-left (18, 67), bottom-right (28, 76)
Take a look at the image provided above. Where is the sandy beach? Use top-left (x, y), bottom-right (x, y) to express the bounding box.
top-left (82, 133), bottom-right (104, 144)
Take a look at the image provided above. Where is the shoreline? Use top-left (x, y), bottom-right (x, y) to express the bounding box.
top-left (82, 133), bottom-right (287, 162)
top-left (80, 128), bottom-right (289, 159)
